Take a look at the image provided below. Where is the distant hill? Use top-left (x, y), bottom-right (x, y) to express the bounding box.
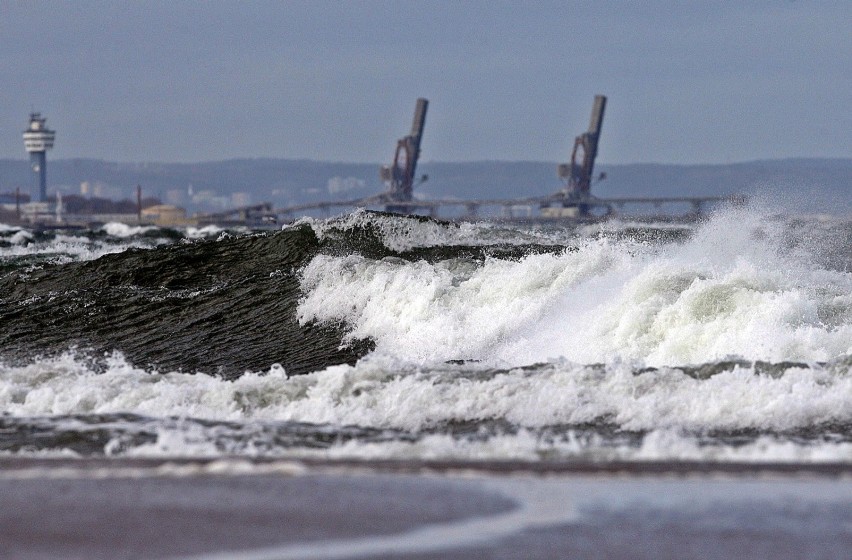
top-left (0, 157), bottom-right (849, 215)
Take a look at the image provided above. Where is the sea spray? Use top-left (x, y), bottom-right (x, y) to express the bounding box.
top-left (298, 207), bottom-right (852, 366)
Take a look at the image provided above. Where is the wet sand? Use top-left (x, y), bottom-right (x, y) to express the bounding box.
top-left (0, 458), bottom-right (849, 560)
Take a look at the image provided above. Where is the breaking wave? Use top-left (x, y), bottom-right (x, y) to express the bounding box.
top-left (299, 208), bottom-right (852, 367)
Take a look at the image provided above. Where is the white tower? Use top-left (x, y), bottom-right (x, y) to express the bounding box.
top-left (23, 113), bottom-right (56, 202)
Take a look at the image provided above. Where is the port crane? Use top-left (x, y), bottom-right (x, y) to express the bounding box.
top-left (380, 98), bottom-right (429, 212)
top-left (267, 96), bottom-right (743, 223)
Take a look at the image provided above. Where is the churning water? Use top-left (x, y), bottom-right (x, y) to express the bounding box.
top-left (1, 207), bottom-right (850, 462)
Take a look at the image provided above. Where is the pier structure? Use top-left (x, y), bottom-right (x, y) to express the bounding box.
top-left (22, 113), bottom-right (56, 202)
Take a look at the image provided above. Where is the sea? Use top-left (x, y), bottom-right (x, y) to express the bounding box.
top-left (1, 206), bottom-right (850, 465)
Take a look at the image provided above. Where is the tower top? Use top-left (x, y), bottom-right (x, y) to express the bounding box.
top-left (23, 112), bottom-right (56, 153)
top-left (28, 113), bottom-right (47, 130)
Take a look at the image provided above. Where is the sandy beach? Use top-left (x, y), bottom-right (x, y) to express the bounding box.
top-left (0, 458), bottom-right (849, 559)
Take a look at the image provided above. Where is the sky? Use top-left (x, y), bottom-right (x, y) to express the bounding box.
top-left (0, 1), bottom-right (849, 165)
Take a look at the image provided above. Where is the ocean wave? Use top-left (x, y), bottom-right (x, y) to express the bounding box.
top-left (298, 208), bottom-right (852, 367)
top-left (2, 208), bottom-right (851, 376)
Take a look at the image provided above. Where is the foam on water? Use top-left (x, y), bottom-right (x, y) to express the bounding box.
top-left (313, 430), bottom-right (852, 463)
top-left (100, 222), bottom-right (160, 238)
top-left (0, 232), bottom-right (160, 264)
top-left (0, 224), bottom-right (237, 266)
top-left (297, 208), bottom-right (572, 251)
top-left (298, 207), bottom-right (852, 367)
top-left (9, 230), bottom-right (33, 245)
top-left (185, 224), bottom-right (225, 238)
top-left (1, 351), bottom-right (849, 445)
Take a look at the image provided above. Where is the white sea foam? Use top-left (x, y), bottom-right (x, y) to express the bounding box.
top-left (1, 352), bottom-right (849, 434)
top-left (2, 351), bottom-right (850, 461)
top-left (9, 230), bottom-right (34, 244)
top-left (185, 224), bottom-right (224, 238)
top-left (101, 222), bottom-right (160, 238)
top-left (298, 207), bottom-right (852, 366)
top-left (313, 430), bottom-right (852, 463)
top-left (0, 234), bottom-right (159, 264)
top-left (0, 224), bottom-right (187, 264)
top-left (296, 209), bottom-right (570, 252)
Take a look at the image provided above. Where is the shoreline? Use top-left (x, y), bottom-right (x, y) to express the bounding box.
top-left (1, 456), bottom-right (850, 478)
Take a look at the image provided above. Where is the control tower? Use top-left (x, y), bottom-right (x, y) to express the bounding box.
top-left (22, 113), bottom-right (56, 202)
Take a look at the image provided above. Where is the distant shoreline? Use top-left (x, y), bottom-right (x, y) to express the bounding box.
top-left (1, 157), bottom-right (849, 217)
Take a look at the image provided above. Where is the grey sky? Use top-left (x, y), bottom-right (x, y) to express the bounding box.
top-left (0, 1), bottom-right (849, 164)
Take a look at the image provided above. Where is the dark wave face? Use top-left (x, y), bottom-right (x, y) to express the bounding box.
top-left (1, 224), bottom-right (347, 377)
